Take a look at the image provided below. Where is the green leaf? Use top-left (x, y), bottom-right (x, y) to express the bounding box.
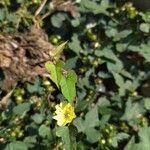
top-left (144, 98), bottom-right (150, 110)
top-left (85, 128), bottom-right (100, 143)
top-left (112, 73), bottom-right (126, 96)
top-left (24, 136), bottom-right (37, 145)
top-left (60, 70), bottom-right (77, 103)
top-left (45, 60), bottom-right (64, 87)
top-left (99, 115), bottom-right (111, 127)
top-left (71, 19), bottom-right (80, 27)
top-left (6, 14), bottom-right (18, 23)
top-left (13, 102), bottom-right (31, 116)
top-left (105, 28), bottom-right (118, 38)
top-left (112, 133), bottom-right (129, 148)
top-left (125, 126), bottom-right (150, 150)
top-left (73, 117), bottom-right (85, 132)
top-left (80, 0), bottom-right (109, 15)
top-left (56, 126), bottom-right (73, 150)
top-left (116, 43), bottom-right (128, 52)
top-left (106, 50), bottom-right (123, 73)
top-left (75, 100), bottom-right (89, 112)
top-left (138, 126), bottom-right (150, 147)
top-left (31, 113), bottom-right (45, 124)
top-left (4, 141), bottom-right (28, 150)
top-left (38, 124), bottom-right (53, 140)
top-left (124, 137), bottom-right (135, 150)
top-left (128, 42), bottom-right (150, 62)
top-left (121, 100), bottom-right (145, 124)
top-left (26, 77), bottom-right (43, 94)
top-left (69, 34), bottom-right (83, 55)
top-left (64, 57), bottom-right (78, 70)
top-left (0, 9), bottom-right (6, 21)
top-left (140, 23), bottom-right (150, 33)
top-left (51, 13), bottom-right (67, 28)
top-left (74, 106), bottom-right (99, 132)
top-left (85, 106), bottom-right (99, 128)
top-left (113, 30), bottom-right (132, 41)
top-left (97, 97), bottom-right (111, 115)
top-left (74, 107), bottom-right (99, 143)
top-left (23, 136), bottom-right (37, 148)
top-left (113, 73), bottom-right (124, 88)
top-left (139, 11), bottom-right (150, 22)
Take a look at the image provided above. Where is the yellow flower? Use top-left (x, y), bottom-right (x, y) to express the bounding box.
top-left (53, 102), bottom-right (76, 126)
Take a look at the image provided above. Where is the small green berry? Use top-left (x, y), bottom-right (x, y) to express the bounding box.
top-left (101, 139), bottom-right (106, 144)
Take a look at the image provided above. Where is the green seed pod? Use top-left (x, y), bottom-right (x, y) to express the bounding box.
top-left (104, 128), bottom-right (110, 134)
top-left (56, 35), bottom-right (61, 40)
top-left (52, 38), bottom-right (58, 44)
top-left (108, 125), bottom-right (114, 132)
top-left (43, 80), bottom-right (51, 86)
top-left (131, 91), bottom-right (138, 97)
top-left (36, 101), bottom-right (42, 108)
top-left (86, 97), bottom-right (90, 102)
top-left (100, 138), bottom-right (106, 145)
top-left (11, 132), bottom-right (16, 137)
top-left (114, 9), bottom-right (119, 14)
top-left (121, 7), bottom-right (126, 11)
top-left (95, 78), bottom-right (103, 84)
top-left (107, 138), bottom-right (112, 145)
top-left (20, 89), bottom-right (25, 95)
top-left (18, 131), bottom-right (24, 138)
top-left (89, 90), bottom-right (94, 95)
top-left (93, 60), bottom-right (99, 67)
top-left (79, 68), bottom-right (86, 74)
top-left (110, 13), bottom-right (114, 17)
top-left (89, 34), bottom-right (97, 41)
top-left (47, 85), bottom-right (55, 93)
top-left (93, 42), bottom-right (100, 49)
top-left (7, 128), bottom-right (11, 132)
top-left (16, 96), bottom-right (23, 104)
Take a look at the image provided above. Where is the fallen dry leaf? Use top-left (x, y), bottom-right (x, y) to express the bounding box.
top-left (0, 26), bottom-right (55, 90)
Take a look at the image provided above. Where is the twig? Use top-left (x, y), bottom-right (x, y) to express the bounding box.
top-left (0, 85), bottom-right (16, 110)
top-left (35, 0), bottom-right (47, 16)
top-left (42, 10), bottom-right (54, 20)
top-left (41, 1), bottom-right (55, 20)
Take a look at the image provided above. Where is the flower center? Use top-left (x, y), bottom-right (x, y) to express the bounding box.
top-left (64, 112), bottom-right (70, 118)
